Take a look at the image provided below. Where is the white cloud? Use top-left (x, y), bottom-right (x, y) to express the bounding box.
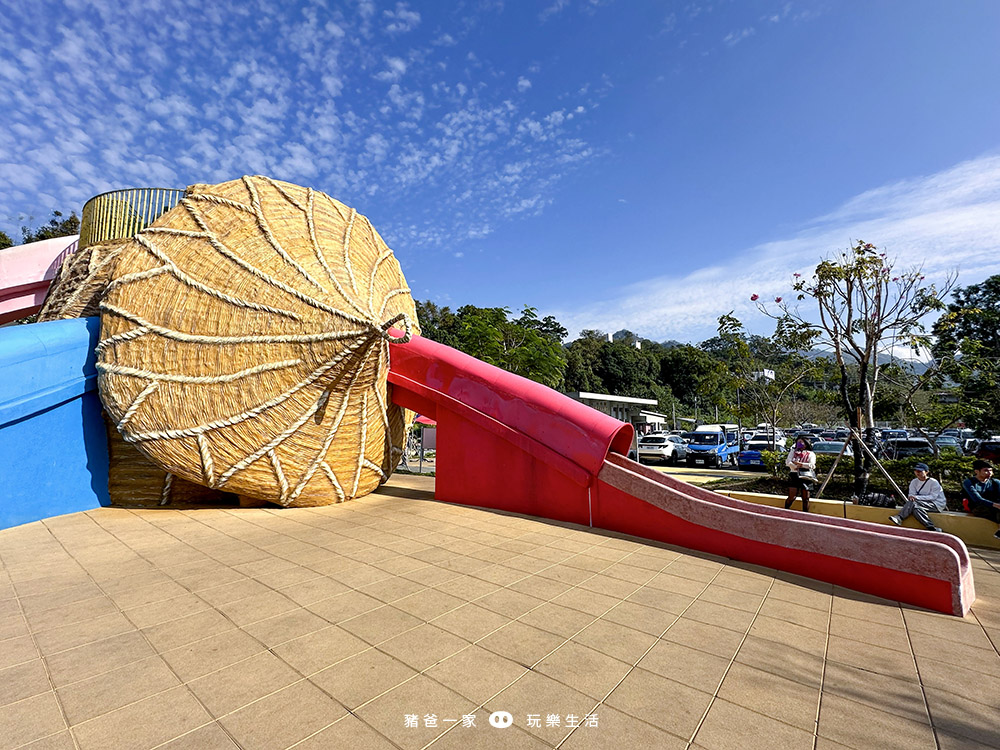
top-left (517, 76), bottom-right (532, 92)
top-left (763, 3), bottom-right (793, 24)
top-left (0, 0), bottom-right (602, 255)
top-left (364, 133), bottom-right (390, 164)
top-left (375, 56), bottom-right (408, 81)
top-left (723, 27), bottom-right (756, 47)
top-left (549, 154), bottom-right (1000, 342)
top-left (540, 0), bottom-right (570, 21)
top-left (383, 2), bottom-right (420, 35)
top-left (545, 110), bottom-right (565, 126)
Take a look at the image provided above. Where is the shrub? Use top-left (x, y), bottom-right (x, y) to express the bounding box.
top-left (760, 450), bottom-right (785, 478)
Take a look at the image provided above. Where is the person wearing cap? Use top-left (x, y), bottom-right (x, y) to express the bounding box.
top-left (962, 459), bottom-right (1000, 540)
top-left (889, 463), bottom-right (945, 532)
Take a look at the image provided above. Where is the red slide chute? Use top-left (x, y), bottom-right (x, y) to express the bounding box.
top-left (389, 334), bottom-right (974, 616)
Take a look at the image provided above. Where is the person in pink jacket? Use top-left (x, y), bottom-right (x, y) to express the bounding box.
top-left (785, 436), bottom-right (817, 513)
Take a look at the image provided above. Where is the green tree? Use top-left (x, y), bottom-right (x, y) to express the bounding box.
top-left (596, 339), bottom-right (667, 403)
top-left (414, 301), bottom-right (567, 388)
top-left (660, 344), bottom-right (728, 409)
top-left (563, 330), bottom-right (608, 393)
top-left (514, 307), bottom-right (567, 343)
top-left (931, 274), bottom-right (1000, 432)
top-left (0, 231), bottom-right (13, 250)
top-left (414, 300), bottom-right (459, 349)
top-left (21, 210), bottom-right (80, 243)
top-left (562, 330), bottom-right (675, 412)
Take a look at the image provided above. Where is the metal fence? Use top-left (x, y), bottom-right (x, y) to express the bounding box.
top-left (79, 187), bottom-right (184, 249)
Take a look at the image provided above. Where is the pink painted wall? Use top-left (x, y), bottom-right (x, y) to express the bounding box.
top-left (0, 235), bottom-right (79, 323)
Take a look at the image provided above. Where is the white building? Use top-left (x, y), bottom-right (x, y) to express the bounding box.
top-left (566, 392), bottom-right (660, 429)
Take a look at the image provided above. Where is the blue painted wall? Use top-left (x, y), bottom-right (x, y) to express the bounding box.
top-left (0, 317), bottom-right (109, 529)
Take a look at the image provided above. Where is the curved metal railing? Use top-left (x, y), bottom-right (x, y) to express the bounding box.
top-left (79, 187), bottom-right (184, 249)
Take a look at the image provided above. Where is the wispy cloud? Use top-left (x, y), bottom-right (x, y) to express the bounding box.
top-left (762, 3), bottom-right (793, 24)
top-left (539, 0), bottom-right (613, 22)
top-left (723, 27), bottom-right (756, 46)
top-left (549, 154), bottom-right (1000, 342)
top-left (540, 0), bottom-right (571, 22)
top-left (383, 2), bottom-right (420, 35)
top-left (0, 0), bottom-right (604, 254)
top-left (375, 56), bottom-right (408, 81)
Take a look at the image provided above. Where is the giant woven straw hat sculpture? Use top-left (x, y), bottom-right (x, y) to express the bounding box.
top-left (97, 175), bottom-right (418, 507)
top-left (38, 240), bottom-right (124, 321)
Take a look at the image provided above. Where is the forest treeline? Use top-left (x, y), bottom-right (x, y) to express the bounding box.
top-left (416, 251), bottom-right (1000, 442)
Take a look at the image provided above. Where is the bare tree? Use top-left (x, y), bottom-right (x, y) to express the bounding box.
top-left (754, 241), bottom-right (955, 493)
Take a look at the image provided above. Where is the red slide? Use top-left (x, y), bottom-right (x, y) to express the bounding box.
top-left (389, 333), bottom-right (975, 616)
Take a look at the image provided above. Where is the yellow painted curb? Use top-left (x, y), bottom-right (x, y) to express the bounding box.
top-left (715, 490), bottom-right (1000, 550)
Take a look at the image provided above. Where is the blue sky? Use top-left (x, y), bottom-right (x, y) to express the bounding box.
top-left (2, 0), bottom-right (999, 343)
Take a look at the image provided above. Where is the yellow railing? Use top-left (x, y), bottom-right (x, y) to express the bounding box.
top-left (79, 187), bottom-right (184, 249)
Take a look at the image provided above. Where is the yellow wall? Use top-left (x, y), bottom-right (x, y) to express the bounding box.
top-left (715, 490), bottom-right (1000, 550)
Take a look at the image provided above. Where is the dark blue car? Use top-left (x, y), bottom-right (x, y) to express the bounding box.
top-left (737, 440), bottom-right (775, 471)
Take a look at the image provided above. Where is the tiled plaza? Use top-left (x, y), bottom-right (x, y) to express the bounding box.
top-left (1, 474), bottom-right (998, 750)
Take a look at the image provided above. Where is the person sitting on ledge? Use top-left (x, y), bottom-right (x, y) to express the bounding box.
top-left (889, 463), bottom-right (945, 532)
top-left (962, 459), bottom-right (1000, 540)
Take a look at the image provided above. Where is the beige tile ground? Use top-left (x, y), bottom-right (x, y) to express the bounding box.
top-left (1, 472), bottom-right (1000, 750)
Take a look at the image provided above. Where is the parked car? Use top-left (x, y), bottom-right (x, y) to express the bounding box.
top-left (975, 441), bottom-right (1000, 463)
top-left (747, 433), bottom-right (786, 449)
top-left (881, 429), bottom-right (907, 442)
top-left (737, 449), bottom-right (766, 470)
top-left (686, 424), bottom-right (740, 468)
top-left (811, 441), bottom-right (854, 457)
top-left (667, 435), bottom-right (688, 459)
top-left (737, 439), bottom-right (781, 470)
top-left (637, 434), bottom-right (686, 464)
top-left (934, 436), bottom-right (964, 455)
top-left (882, 438), bottom-right (934, 459)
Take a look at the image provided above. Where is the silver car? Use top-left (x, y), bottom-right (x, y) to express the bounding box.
top-left (637, 434), bottom-right (687, 464)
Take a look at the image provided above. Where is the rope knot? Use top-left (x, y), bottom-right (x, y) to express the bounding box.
top-left (379, 313), bottom-right (412, 343)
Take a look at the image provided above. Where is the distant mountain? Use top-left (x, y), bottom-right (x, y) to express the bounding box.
top-left (800, 347), bottom-right (932, 374)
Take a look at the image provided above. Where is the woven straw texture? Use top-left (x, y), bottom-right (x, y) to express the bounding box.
top-left (37, 205), bottom-right (231, 508)
top-left (98, 175), bottom-right (417, 507)
top-left (37, 240), bottom-right (123, 321)
top-left (103, 415), bottom-right (236, 508)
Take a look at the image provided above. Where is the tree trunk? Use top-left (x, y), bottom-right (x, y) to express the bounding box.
top-left (855, 360), bottom-right (874, 497)
top-left (836, 361), bottom-right (867, 496)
